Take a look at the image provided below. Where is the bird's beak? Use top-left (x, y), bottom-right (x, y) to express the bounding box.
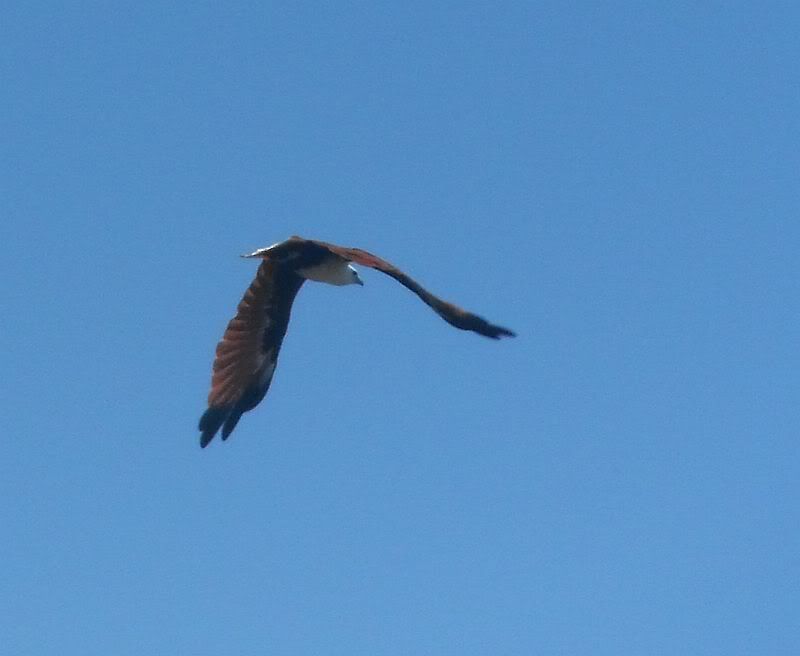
top-left (356, 278), bottom-right (364, 286)
top-left (241, 249), bottom-right (268, 258)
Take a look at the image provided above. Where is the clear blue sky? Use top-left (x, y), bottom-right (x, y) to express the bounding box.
top-left (3, 2), bottom-right (798, 654)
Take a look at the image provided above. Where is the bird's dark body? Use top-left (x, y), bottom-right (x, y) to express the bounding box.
top-left (258, 238), bottom-right (336, 270)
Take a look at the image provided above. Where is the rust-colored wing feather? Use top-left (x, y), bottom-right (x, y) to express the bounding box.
top-left (198, 260), bottom-right (304, 447)
top-left (310, 239), bottom-right (516, 339)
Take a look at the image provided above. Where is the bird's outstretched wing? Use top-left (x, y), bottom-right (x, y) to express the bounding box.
top-left (307, 238), bottom-right (516, 339)
top-left (198, 260), bottom-right (304, 447)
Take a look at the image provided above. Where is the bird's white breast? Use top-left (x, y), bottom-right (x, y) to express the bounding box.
top-left (297, 258), bottom-right (353, 286)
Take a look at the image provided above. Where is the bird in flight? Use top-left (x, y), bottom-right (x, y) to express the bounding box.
top-left (198, 236), bottom-right (515, 447)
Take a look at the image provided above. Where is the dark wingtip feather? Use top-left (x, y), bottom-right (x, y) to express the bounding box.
top-left (473, 318), bottom-right (516, 340)
top-left (221, 412), bottom-right (243, 441)
top-left (493, 325), bottom-right (516, 339)
top-left (198, 406), bottom-right (232, 448)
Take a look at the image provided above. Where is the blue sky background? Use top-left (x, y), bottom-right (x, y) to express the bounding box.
top-left (3, 2), bottom-right (799, 654)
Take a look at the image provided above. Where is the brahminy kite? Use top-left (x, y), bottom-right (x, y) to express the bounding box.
top-left (199, 236), bottom-right (515, 447)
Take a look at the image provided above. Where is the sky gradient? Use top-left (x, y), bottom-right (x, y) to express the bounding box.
top-left (3, 2), bottom-right (799, 654)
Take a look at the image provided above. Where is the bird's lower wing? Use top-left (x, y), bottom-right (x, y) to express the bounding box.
top-left (199, 260), bottom-right (304, 447)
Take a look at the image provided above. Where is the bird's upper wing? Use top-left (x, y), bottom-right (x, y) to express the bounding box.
top-left (308, 238), bottom-right (516, 339)
top-left (198, 260), bottom-right (304, 447)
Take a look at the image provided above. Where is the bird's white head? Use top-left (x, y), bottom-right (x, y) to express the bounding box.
top-left (323, 262), bottom-right (364, 286)
top-left (345, 264), bottom-right (364, 287)
top-left (297, 259), bottom-right (364, 286)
